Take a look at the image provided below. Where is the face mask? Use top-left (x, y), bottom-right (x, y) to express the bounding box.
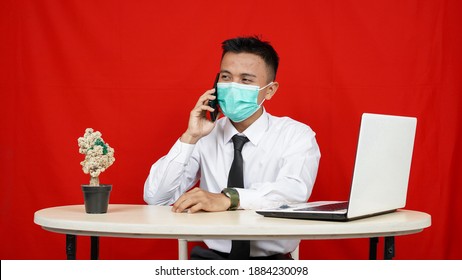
top-left (217, 82), bottom-right (273, 123)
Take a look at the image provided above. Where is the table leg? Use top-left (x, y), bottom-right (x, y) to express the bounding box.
top-left (384, 236), bottom-right (395, 260)
top-left (66, 234), bottom-right (76, 260)
top-left (369, 237), bottom-right (379, 260)
top-left (91, 236), bottom-right (99, 260)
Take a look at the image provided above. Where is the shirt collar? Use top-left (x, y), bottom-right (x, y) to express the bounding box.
top-left (223, 108), bottom-right (269, 146)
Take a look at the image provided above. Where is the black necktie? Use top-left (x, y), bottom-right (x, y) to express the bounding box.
top-left (228, 135), bottom-right (250, 259)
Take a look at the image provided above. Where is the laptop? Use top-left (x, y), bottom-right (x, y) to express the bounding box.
top-left (256, 113), bottom-right (417, 221)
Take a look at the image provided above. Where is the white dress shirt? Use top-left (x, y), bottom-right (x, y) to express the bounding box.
top-left (144, 109), bottom-right (321, 256)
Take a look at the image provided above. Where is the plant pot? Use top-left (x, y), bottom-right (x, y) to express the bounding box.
top-left (82, 185), bottom-right (112, 214)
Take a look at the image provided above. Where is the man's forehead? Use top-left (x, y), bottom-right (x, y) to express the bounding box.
top-left (220, 52), bottom-right (267, 77)
top-left (221, 52), bottom-right (264, 65)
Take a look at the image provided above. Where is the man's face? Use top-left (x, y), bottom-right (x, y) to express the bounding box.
top-left (219, 52), bottom-right (275, 104)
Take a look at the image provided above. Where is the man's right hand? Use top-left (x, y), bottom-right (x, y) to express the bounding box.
top-left (180, 89), bottom-right (218, 144)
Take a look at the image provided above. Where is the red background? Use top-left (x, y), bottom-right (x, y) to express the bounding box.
top-left (1, 0), bottom-right (461, 260)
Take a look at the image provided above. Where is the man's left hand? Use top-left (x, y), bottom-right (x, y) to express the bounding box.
top-left (172, 188), bottom-right (231, 213)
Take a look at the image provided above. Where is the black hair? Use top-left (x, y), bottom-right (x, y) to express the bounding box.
top-left (221, 36), bottom-right (279, 81)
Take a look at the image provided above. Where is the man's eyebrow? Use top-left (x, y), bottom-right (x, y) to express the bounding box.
top-left (220, 70), bottom-right (257, 78)
top-left (240, 73), bottom-right (257, 78)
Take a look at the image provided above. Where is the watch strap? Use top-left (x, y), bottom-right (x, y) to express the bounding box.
top-left (221, 188), bottom-right (240, 211)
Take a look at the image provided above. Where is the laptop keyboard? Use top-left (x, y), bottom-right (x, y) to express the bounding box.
top-left (294, 202), bottom-right (349, 212)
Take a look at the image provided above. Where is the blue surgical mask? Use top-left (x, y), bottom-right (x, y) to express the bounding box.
top-left (217, 82), bottom-right (273, 123)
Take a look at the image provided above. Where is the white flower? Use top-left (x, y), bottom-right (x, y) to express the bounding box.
top-left (78, 128), bottom-right (115, 181)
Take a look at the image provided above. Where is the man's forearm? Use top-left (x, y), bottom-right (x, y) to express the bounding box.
top-left (144, 140), bottom-right (198, 205)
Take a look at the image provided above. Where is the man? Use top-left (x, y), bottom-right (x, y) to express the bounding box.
top-left (144, 36), bottom-right (320, 259)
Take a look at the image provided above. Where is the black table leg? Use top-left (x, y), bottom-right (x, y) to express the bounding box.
top-left (369, 237), bottom-right (379, 260)
top-left (91, 236), bottom-right (99, 260)
top-left (384, 236), bottom-right (395, 260)
top-left (66, 234), bottom-right (76, 260)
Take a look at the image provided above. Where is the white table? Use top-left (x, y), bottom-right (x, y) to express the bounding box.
top-left (34, 204), bottom-right (431, 260)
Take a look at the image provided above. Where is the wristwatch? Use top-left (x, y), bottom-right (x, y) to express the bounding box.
top-left (221, 188), bottom-right (240, 211)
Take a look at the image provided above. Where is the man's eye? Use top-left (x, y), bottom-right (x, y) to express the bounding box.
top-left (242, 79), bottom-right (253, 84)
top-left (220, 74), bottom-right (230, 81)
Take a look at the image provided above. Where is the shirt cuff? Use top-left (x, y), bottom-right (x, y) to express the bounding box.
top-left (234, 188), bottom-right (279, 210)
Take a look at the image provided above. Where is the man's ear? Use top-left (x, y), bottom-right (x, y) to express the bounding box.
top-left (265, 82), bottom-right (279, 100)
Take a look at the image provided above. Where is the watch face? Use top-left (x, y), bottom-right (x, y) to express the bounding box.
top-left (222, 189), bottom-right (230, 196)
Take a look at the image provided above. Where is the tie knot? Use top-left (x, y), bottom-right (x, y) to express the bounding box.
top-left (232, 135), bottom-right (249, 152)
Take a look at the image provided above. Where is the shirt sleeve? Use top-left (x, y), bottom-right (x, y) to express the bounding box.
top-left (237, 128), bottom-right (321, 210)
top-left (143, 139), bottom-right (200, 205)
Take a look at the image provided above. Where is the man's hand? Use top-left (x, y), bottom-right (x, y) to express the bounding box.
top-left (172, 188), bottom-right (231, 213)
top-left (180, 89), bottom-right (218, 144)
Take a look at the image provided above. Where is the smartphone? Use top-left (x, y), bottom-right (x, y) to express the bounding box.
top-left (209, 73), bottom-right (220, 122)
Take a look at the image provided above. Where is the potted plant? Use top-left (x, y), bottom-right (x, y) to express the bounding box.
top-left (78, 128), bottom-right (115, 214)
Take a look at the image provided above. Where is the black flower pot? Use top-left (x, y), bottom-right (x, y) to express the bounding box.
top-left (82, 185), bottom-right (112, 214)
